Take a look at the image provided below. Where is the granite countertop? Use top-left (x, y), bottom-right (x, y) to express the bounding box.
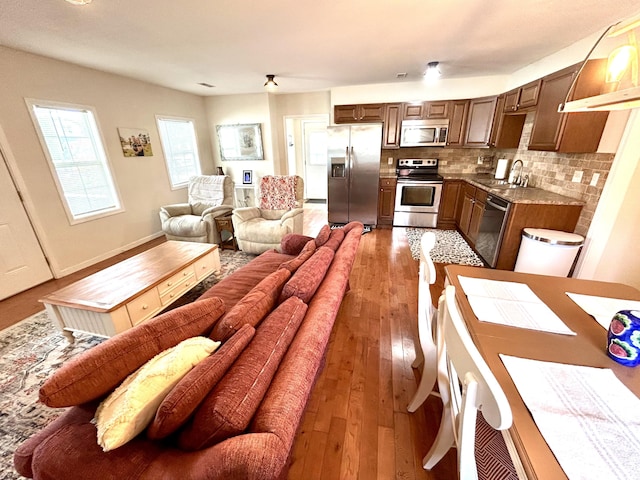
top-left (442, 173), bottom-right (585, 206)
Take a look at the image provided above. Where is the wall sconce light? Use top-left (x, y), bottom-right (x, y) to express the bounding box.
top-left (264, 74), bottom-right (278, 92)
top-left (424, 61), bottom-right (441, 81)
top-left (605, 44), bottom-right (638, 91)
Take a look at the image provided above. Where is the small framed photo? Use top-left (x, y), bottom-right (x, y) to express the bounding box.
top-left (242, 170), bottom-right (253, 184)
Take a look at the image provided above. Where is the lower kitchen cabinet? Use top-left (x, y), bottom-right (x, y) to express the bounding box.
top-left (457, 183), bottom-right (486, 245)
top-left (495, 202), bottom-right (583, 270)
top-left (449, 180), bottom-right (584, 271)
top-left (437, 180), bottom-right (461, 229)
top-left (377, 177), bottom-right (396, 226)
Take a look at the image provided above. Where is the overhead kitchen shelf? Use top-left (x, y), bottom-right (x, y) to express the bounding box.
top-left (560, 11), bottom-right (640, 112)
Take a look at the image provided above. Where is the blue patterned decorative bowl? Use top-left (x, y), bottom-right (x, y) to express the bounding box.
top-left (607, 310), bottom-right (640, 367)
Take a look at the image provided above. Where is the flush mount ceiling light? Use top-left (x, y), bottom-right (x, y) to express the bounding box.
top-left (264, 74), bottom-right (278, 92)
top-left (65, 0), bottom-right (92, 4)
top-left (424, 61), bottom-right (441, 81)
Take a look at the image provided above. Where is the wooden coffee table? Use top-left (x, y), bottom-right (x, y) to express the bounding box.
top-left (40, 241), bottom-right (220, 342)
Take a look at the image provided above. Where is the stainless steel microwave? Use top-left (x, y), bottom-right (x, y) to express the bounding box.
top-left (400, 119), bottom-right (449, 147)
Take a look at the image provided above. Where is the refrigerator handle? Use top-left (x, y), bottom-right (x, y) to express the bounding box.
top-left (349, 146), bottom-right (354, 190)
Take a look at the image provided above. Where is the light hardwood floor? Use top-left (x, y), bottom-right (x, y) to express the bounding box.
top-left (0, 202), bottom-right (457, 479)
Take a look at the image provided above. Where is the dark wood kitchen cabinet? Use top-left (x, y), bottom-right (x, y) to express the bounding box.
top-left (425, 101), bottom-right (449, 119)
top-left (334, 104), bottom-right (385, 123)
top-left (382, 103), bottom-right (402, 149)
top-left (464, 96), bottom-right (497, 147)
top-left (457, 183), bottom-right (486, 246)
top-left (446, 100), bottom-right (469, 147)
top-left (503, 79), bottom-right (541, 112)
top-left (490, 93), bottom-right (526, 149)
top-left (495, 202), bottom-right (583, 270)
top-left (402, 101), bottom-right (449, 120)
top-left (437, 180), bottom-right (461, 229)
top-left (528, 60), bottom-right (609, 153)
top-left (377, 177), bottom-right (397, 225)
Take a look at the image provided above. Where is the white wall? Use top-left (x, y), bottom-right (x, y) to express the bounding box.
top-left (272, 92), bottom-right (331, 171)
top-left (330, 75), bottom-right (510, 107)
top-left (204, 93), bottom-right (274, 186)
top-left (576, 109), bottom-right (640, 288)
top-left (0, 46), bottom-right (212, 276)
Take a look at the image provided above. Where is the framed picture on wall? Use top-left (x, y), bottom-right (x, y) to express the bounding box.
top-left (118, 127), bottom-right (153, 157)
top-left (242, 170), bottom-right (253, 184)
top-left (216, 123), bottom-right (264, 161)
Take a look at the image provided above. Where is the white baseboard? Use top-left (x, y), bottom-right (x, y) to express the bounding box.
top-left (52, 231), bottom-right (165, 278)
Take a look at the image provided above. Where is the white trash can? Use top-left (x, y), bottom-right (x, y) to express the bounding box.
top-left (514, 228), bottom-right (584, 277)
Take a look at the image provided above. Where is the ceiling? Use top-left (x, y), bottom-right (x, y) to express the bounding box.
top-left (1, 0), bottom-right (639, 97)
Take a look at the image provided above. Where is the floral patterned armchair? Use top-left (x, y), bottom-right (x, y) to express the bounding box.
top-left (232, 175), bottom-right (304, 254)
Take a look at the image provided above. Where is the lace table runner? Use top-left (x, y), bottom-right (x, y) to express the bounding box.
top-left (459, 276), bottom-right (575, 335)
top-left (500, 355), bottom-right (640, 480)
top-left (566, 292), bottom-right (640, 330)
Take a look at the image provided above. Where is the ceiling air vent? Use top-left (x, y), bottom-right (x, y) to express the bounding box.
top-left (197, 82), bottom-right (215, 88)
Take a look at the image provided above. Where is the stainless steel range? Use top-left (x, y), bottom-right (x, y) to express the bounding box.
top-left (393, 158), bottom-right (443, 228)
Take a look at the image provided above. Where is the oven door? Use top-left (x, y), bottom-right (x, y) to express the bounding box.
top-left (394, 181), bottom-right (442, 213)
top-left (393, 180), bottom-right (443, 228)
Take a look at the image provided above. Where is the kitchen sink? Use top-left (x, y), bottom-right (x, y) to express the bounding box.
top-left (476, 179), bottom-right (512, 187)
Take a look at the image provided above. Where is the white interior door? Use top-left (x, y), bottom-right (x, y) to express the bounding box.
top-left (0, 147), bottom-right (52, 300)
top-left (302, 120), bottom-right (328, 200)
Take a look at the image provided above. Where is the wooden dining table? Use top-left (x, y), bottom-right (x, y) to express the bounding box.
top-left (444, 264), bottom-right (640, 480)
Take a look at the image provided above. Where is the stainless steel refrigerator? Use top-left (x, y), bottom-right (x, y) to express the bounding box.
top-left (327, 124), bottom-right (382, 226)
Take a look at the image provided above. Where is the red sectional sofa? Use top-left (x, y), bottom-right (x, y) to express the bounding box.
top-left (14, 221), bottom-right (364, 480)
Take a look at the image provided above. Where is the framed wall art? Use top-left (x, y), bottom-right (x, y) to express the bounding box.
top-left (242, 170), bottom-right (253, 184)
top-left (216, 123), bottom-right (264, 161)
top-left (118, 127), bottom-right (153, 157)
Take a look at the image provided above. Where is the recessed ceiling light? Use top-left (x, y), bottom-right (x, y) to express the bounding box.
top-left (65, 0), bottom-right (92, 5)
top-left (197, 82), bottom-right (215, 88)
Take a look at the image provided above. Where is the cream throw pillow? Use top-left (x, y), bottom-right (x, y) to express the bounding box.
top-left (94, 336), bottom-right (220, 452)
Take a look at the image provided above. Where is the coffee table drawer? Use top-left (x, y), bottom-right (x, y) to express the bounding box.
top-left (194, 251), bottom-right (220, 280)
top-left (160, 274), bottom-right (197, 306)
top-left (127, 289), bottom-right (162, 326)
top-left (158, 267), bottom-right (195, 296)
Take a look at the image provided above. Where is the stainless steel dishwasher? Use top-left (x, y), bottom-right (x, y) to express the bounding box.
top-left (475, 194), bottom-right (511, 268)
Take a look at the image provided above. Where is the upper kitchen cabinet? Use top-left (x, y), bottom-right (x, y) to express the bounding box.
top-left (382, 103), bottom-right (402, 149)
top-left (334, 103), bottom-right (385, 123)
top-left (528, 60), bottom-right (609, 153)
top-left (503, 79), bottom-right (542, 112)
top-left (402, 101), bottom-right (449, 120)
top-left (463, 96), bottom-right (497, 147)
top-left (446, 100), bottom-right (469, 147)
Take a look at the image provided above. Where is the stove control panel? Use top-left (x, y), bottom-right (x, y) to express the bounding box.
top-left (397, 158), bottom-right (438, 168)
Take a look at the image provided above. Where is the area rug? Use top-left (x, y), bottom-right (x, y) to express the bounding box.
top-left (406, 228), bottom-right (484, 266)
top-left (0, 249), bottom-right (255, 480)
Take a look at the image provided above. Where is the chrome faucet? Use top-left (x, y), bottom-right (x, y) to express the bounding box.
top-left (509, 159), bottom-right (524, 185)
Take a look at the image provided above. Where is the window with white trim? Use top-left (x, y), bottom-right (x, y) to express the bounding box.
top-left (26, 99), bottom-right (123, 223)
top-left (156, 116), bottom-right (201, 188)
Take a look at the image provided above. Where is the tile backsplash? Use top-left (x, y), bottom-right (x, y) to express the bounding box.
top-left (380, 112), bottom-right (614, 236)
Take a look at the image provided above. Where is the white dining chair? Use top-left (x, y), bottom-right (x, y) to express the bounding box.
top-left (407, 232), bottom-right (439, 412)
top-left (423, 285), bottom-right (519, 480)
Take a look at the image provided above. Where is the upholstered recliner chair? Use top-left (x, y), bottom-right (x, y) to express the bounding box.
top-left (232, 175), bottom-right (304, 254)
top-left (159, 175), bottom-right (234, 244)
